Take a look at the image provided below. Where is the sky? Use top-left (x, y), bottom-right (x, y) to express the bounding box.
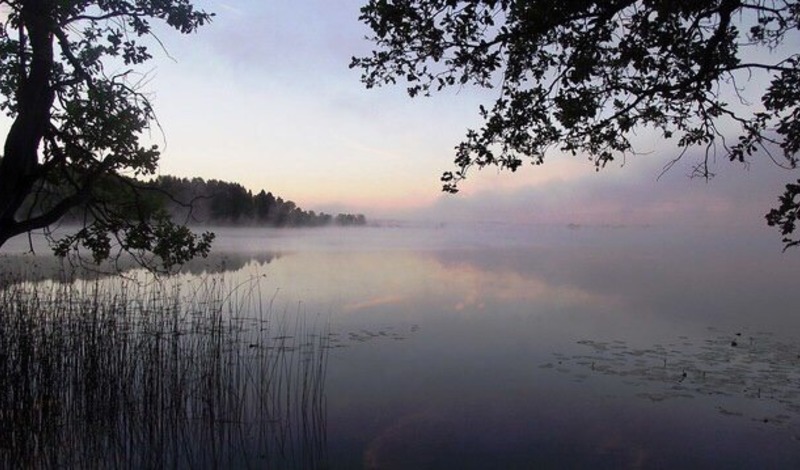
top-left (2, 1), bottom-right (799, 234)
top-left (145, 0), bottom-right (501, 215)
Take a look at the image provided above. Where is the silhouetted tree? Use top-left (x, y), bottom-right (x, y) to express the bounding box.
top-left (208, 181), bottom-right (252, 223)
top-left (254, 190), bottom-right (275, 223)
top-left (352, 0), bottom-right (800, 247)
top-left (0, 1), bottom-right (214, 267)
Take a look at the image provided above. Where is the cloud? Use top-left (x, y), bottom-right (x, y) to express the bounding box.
top-left (409, 149), bottom-right (798, 229)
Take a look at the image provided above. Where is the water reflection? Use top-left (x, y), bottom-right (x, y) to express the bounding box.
top-left (3, 225), bottom-right (800, 467)
top-left (0, 250), bottom-right (281, 284)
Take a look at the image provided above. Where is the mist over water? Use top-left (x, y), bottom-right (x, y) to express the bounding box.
top-left (3, 222), bottom-right (800, 467)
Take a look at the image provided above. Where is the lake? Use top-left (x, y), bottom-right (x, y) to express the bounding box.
top-left (2, 223), bottom-right (800, 468)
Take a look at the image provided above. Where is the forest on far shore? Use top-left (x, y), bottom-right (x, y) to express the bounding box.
top-left (149, 175), bottom-right (367, 227)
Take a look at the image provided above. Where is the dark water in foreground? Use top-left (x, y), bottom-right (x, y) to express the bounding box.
top-left (3, 223), bottom-right (800, 468)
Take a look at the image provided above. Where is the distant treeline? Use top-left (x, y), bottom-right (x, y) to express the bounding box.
top-left (148, 176), bottom-right (366, 227)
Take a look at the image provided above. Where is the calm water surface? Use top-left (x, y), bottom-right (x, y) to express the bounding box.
top-left (4, 223), bottom-right (800, 468)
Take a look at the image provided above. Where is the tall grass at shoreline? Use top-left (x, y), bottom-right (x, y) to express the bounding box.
top-left (0, 271), bottom-right (328, 469)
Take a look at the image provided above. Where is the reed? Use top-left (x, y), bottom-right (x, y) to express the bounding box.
top-left (0, 271), bottom-right (328, 469)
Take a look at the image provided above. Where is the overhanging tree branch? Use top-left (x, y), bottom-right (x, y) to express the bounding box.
top-left (0, 0), bottom-right (214, 268)
top-left (353, 0), bottom-right (800, 247)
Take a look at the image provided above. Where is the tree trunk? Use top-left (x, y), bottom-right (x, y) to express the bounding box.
top-left (0, 1), bottom-right (56, 245)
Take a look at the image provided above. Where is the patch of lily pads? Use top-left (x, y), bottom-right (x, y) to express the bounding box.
top-left (543, 328), bottom-right (800, 434)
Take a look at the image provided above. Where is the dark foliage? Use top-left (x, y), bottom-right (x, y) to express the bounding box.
top-left (0, 1), bottom-right (214, 267)
top-left (351, 0), bottom-right (800, 247)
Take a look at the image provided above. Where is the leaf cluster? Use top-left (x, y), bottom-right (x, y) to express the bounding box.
top-left (0, 0), bottom-right (213, 266)
top-left (352, 0), bottom-right (800, 246)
